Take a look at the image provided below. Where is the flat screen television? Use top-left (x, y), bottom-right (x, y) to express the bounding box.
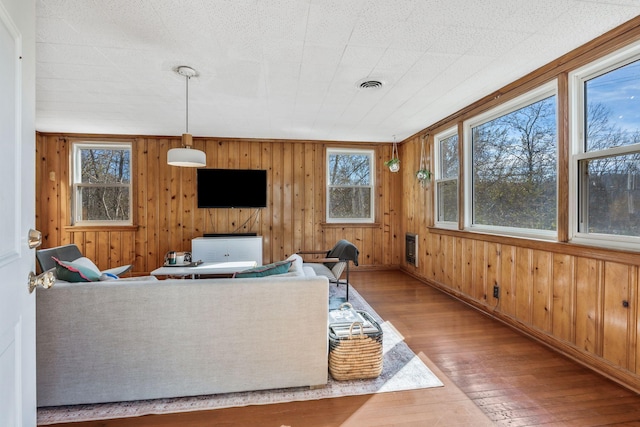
top-left (197, 168), bottom-right (267, 208)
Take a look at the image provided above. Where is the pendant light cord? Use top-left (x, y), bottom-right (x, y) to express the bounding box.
top-left (185, 74), bottom-right (190, 134)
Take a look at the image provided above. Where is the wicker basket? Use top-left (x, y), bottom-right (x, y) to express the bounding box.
top-left (328, 310), bottom-right (383, 381)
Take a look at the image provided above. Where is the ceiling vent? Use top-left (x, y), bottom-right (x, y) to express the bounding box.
top-left (357, 79), bottom-right (384, 90)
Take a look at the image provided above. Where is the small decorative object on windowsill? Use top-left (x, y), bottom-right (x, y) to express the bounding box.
top-left (385, 135), bottom-right (400, 172)
top-left (416, 134), bottom-right (431, 188)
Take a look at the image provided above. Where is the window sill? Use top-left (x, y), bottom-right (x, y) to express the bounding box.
top-left (64, 225), bottom-right (138, 232)
top-left (322, 222), bottom-right (380, 228)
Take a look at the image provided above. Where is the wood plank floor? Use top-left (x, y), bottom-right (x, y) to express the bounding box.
top-left (42, 270), bottom-right (640, 427)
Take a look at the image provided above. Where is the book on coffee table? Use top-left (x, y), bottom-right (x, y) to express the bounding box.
top-left (328, 308), bottom-right (365, 324)
top-left (330, 323), bottom-right (379, 337)
top-left (328, 308), bottom-right (378, 335)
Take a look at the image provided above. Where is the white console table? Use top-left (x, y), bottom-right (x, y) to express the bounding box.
top-left (192, 236), bottom-right (263, 265)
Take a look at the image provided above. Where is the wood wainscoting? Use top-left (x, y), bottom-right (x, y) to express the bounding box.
top-left (402, 229), bottom-right (640, 394)
top-left (35, 133), bottom-right (402, 275)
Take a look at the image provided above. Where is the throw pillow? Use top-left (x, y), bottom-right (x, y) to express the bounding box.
top-left (52, 256), bottom-right (102, 282)
top-left (234, 260), bottom-right (292, 278)
top-left (286, 253), bottom-right (304, 276)
top-left (70, 256), bottom-right (102, 274)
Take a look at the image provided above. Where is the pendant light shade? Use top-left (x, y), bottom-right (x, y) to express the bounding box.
top-left (168, 66), bottom-right (206, 167)
top-left (167, 139), bottom-right (206, 167)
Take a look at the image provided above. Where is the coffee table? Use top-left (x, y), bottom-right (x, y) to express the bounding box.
top-left (151, 261), bottom-right (257, 278)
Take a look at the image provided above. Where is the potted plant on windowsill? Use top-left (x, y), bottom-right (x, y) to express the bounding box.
top-left (384, 157), bottom-right (400, 172)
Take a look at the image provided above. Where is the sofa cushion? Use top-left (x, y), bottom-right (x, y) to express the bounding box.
top-left (304, 263), bottom-right (337, 281)
top-left (286, 253), bottom-right (305, 276)
top-left (303, 266), bottom-right (317, 276)
top-left (52, 256), bottom-right (102, 282)
top-left (234, 260), bottom-right (292, 278)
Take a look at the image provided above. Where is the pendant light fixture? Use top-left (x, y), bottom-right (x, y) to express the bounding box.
top-left (167, 66), bottom-right (206, 167)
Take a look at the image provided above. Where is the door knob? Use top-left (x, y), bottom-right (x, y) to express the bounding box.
top-left (28, 270), bottom-right (55, 294)
top-left (28, 229), bottom-right (42, 249)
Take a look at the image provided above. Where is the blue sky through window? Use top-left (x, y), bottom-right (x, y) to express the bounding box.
top-left (586, 59), bottom-right (640, 136)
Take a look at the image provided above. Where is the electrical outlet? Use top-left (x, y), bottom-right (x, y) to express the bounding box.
top-left (493, 285), bottom-right (500, 299)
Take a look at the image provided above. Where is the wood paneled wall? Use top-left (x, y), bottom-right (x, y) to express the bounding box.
top-left (35, 135), bottom-right (401, 274)
top-left (398, 16), bottom-right (640, 392)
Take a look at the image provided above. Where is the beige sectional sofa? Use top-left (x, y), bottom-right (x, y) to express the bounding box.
top-left (36, 273), bottom-right (329, 407)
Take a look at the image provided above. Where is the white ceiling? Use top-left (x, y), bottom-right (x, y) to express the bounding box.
top-left (35, 0), bottom-right (640, 143)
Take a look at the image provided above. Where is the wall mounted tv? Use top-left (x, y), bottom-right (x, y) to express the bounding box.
top-left (197, 168), bottom-right (267, 208)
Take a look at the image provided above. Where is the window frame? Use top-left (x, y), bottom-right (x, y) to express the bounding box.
top-left (463, 80), bottom-right (559, 239)
top-left (325, 147), bottom-right (375, 224)
top-left (569, 40), bottom-right (640, 250)
top-left (434, 127), bottom-right (459, 229)
top-left (71, 141), bottom-right (133, 226)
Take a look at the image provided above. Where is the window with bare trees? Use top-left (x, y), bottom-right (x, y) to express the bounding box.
top-left (570, 42), bottom-right (640, 248)
top-left (72, 142), bottom-right (132, 225)
top-left (434, 128), bottom-right (459, 228)
top-left (464, 82), bottom-right (558, 238)
top-left (326, 148), bottom-right (374, 223)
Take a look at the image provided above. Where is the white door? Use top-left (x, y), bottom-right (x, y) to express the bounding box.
top-left (0, 0), bottom-right (37, 426)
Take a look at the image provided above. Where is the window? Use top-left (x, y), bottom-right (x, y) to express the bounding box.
top-left (570, 41), bottom-right (640, 248)
top-left (434, 129), bottom-right (459, 228)
top-left (72, 142), bottom-right (132, 225)
top-left (326, 148), bottom-right (374, 223)
top-left (464, 82), bottom-right (558, 237)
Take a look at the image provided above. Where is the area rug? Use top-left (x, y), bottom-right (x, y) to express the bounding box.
top-left (37, 284), bottom-right (443, 425)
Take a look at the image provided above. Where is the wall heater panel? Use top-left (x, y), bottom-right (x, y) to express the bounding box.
top-left (406, 233), bottom-right (418, 267)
